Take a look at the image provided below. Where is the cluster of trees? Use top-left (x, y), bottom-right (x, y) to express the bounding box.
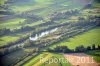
top-left (95, 0), bottom-right (100, 2)
top-left (0, 26), bottom-right (34, 36)
top-left (75, 44), bottom-right (100, 52)
top-left (49, 9), bottom-right (79, 21)
top-left (0, 16), bottom-right (53, 36)
top-left (49, 46), bottom-right (72, 53)
top-left (82, 3), bottom-right (93, 9)
top-left (1, 35), bottom-right (29, 48)
top-left (24, 19), bottom-right (39, 24)
top-left (48, 44), bottom-right (100, 53)
top-left (0, 28), bottom-right (11, 36)
top-left (0, 46), bottom-right (22, 56)
top-left (17, 12), bottom-right (43, 20)
top-left (0, 11), bottom-right (14, 15)
top-left (13, 26), bottom-right (35, 33)
top-left (1, 42), bottom-right (34, 56)
top-left (5, 0), bottom-right (29, 4)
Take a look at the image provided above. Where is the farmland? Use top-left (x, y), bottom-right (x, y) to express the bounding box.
top-left (0, 0), bottom-right (100, 66)
top-left (64, 53), bottom-right (99, 66)
top-left (50, 27), bottom-right (100, 49)
top-left (24, 52), bottom-right (71, 66)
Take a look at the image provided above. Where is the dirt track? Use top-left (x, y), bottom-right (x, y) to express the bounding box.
top-left (64, 53), bottom-right (100, 66)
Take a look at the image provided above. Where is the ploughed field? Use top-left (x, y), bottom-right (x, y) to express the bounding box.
top-left (0, 0), bottom-right (100, 66)
top-left (64, 53), bottom-right (99, 66)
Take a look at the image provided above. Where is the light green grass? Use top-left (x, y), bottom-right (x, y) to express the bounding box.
top-left (51, 27), bottom-right (100, 49)
top-left (40, 53), bottom-right (71, 66)
top-left (52, 53), bottom-right (71, 66)
top-left (0, 31), bottom-right (30, 46)
top-left (0, 0), bottom-right (7, 5)
top-left (42, 62), bottom-right (60, 66)
top-left (0, 36), bottom-right (19, 46)
top-left (0, 18), bottom-right (26, 29)
top-left (27, 21), bottom-right (45, 27)
top-left (23, 52), bottom-right (52, 66)
top-left (40, 57), bottom-right (61, 66)
top-left (0, 19), bottom-right (45, 47)
top-left (0, 18), bottom-right (44, 30)
top-left (10, 0), bottom-right (84, 17)
top-left (24, 52), bottom-right (71, 66)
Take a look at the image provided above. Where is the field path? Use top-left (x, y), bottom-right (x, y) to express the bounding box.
top-left (64, 53), bottom-right (99, 66)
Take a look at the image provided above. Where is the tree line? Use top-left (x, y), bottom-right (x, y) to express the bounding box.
top-left (47, 44), bottom-right (100, 53)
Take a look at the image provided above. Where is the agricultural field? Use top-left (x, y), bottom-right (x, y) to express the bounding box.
top-left (0, 18), bottom-right (26, 29)
top-left (23, 52), bottom-right (52, 66)
top-left (24, 52), bottom-right (71, 66)
top-left (50, 27), bottom-right (100, 49)
top-left (64, 53), bottom-right (99, 66)
top-left (0, 0), bottom-right (100, 66)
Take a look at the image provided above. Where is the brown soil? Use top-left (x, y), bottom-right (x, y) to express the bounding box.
top-left (64, 53), bottom-right (100, 66)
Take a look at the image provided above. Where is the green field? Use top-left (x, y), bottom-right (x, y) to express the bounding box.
top-left (51, 27), bottom-right (100, 49)
top-left (0, 18), bottom-right (25, 29)
top-left (0, 31), bottom-right (31, 46)
top-left (6, 0), bottom-right (87, 17)
top-left (23, 52), bottom-right (52, 66)
top-left (23, 52), bottom-right (71, 66)
top-left (0, 35), bottom-right (19, 46)
top-left (52, 53), bottom-right (71, 66)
